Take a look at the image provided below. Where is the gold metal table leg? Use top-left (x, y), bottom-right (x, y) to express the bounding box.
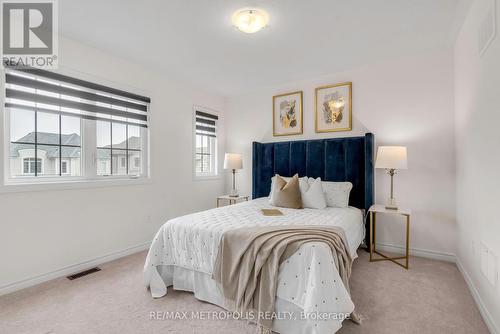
top-left (405, 214), bottom-right (410, 269)
top-left (369, 211), bottom-right (410, 270)
top-left (369, 211), bottom-right (374, 261)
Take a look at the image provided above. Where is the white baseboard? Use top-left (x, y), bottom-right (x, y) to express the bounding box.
top-left (375, 242), bottom-right (456, 263)
top-left (456, 257), bottom-right (499, 334)
top-left (0, 241), bottom-right (151, 296)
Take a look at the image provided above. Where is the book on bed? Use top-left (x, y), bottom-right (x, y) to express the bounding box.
top-left (261, 209), bottom-right (283, 216)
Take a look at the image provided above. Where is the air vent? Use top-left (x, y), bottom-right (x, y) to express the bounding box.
top-left (67, 267), bottom-right (101, 280)
top-left (478, 0), bottom-right (497, 56)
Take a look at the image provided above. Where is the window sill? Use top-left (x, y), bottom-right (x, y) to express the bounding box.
top-left (0, 177), bottom-right (152, 194)
top-left (193, 174), bottom-right (220, 181)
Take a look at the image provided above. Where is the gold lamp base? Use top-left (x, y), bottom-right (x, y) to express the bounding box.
top-left (385, 170), bottom-right (398, 210)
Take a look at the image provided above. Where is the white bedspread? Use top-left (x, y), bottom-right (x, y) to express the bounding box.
top-left (144, 198), bottom-right (364, 334)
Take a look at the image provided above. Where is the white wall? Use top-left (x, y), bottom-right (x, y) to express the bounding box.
top-left (225, 49), bottom-right (457, 257)
top-left (455, 0), bottom-right (500, 331)
top-left (0, 37), bottom-right (226, 291)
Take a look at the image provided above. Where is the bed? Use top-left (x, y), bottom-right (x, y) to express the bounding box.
top-left (144, 133), bottom-right (374, 334)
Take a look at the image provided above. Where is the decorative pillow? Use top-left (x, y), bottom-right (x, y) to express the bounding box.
top-left (269, 175), bottom-right (308, 199)
top-left (269, 174), bottom-right (303, 209)
top-left (299, 177), bottom-right (327, 209)
top-left (308, 179), bottom-right (353, 208)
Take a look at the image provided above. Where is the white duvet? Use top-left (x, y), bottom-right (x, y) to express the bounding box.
top-left (144, 198), bottom-right (364, 334)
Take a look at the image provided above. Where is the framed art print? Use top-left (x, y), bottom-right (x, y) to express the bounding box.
top-left (315, 82), bottom-right (352, 132)
top-left (273, 91), bottom-right (303, 136)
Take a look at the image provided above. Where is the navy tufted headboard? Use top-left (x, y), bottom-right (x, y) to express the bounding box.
top-left (252, 133), bottom-right (374, 243)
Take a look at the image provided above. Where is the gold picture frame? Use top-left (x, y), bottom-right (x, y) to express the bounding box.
top-left (273, 91), bottom-right (303, 136)
top-left (315, 82), bottom-right (352, 133)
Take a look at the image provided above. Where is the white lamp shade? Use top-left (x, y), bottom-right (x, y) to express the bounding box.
top-left (375, 146), bottom-right (408, 170)
top-left (224, 153), bottom-right (243, 170)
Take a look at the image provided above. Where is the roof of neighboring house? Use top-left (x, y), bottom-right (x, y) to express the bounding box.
top-left (110, 136), bottom-right (141, 150)
top-left (10, 132), bottom-right (140, 159)
top-left (10, 142), bottom-right (81, 158)
top-left (15, 132), bottom-right (81, 146)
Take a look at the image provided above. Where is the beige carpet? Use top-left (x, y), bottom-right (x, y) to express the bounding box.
top-left (0, 250), bottom-right (489, 334)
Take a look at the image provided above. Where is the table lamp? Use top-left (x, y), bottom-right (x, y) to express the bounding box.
top-left (224, 153), bottom-right (243, 197)
top-left (375, 146), bottom-right (407, 210)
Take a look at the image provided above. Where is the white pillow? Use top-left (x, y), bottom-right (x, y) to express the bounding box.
top-left (299, 177), bottom-right (327, 209)
top-left (269, 175), bottom-right (308, 199)
top-left (308, 178), bottom-right (353, 208)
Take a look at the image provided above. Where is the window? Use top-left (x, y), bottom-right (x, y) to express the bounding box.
top-left (23, 158), bottom-right (42, 174)
top-left (4, 67), bottom-right (150, 184)
top-left (194, 108), bottom-right (218, 178)
top-left (9, 100), bottom-right (82, 178)
top-left (96, 121), bottom-right (144, 176)
top-left (61, 161), bottom-right (68, 174)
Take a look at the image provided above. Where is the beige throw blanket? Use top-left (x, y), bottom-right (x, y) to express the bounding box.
top-left (212, 225), bottom-right (359, 332)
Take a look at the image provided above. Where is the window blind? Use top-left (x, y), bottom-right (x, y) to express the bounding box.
top-left (4, 67), bottom-right (150, 127)
top-left (195, 110), bottom-right (218, 138)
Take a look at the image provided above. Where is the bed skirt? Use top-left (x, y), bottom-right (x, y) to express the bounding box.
top-left (147, 263), bottom-right (350, 334)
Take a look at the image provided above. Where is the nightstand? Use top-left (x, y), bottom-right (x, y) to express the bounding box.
top-left (216, 195), bottom-right (249, 208)
top-left (368, 204), bottom-right (411, 269)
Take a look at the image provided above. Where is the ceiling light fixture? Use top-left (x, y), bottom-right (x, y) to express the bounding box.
top-left (231, 8), bottom-right (269, 33)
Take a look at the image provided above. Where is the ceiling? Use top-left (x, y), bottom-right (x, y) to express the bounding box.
top-left (60, 0), bottom-right (470, 96)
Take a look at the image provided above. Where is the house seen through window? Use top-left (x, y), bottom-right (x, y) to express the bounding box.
top-left (10, 110), bottom-right (82, 177)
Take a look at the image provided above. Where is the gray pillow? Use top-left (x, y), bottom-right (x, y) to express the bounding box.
top-left (308, 178), bottom-right (352, 207)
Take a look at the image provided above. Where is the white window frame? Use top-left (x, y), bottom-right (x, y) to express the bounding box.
top-left (0, 67), bottom-right (152, 193)
top-left (193, 105), bottom-right (219, 180)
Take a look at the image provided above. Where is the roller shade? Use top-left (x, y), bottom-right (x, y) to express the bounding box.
top-left (196, 110), bottom-right (218, 138)
top-left (4, 68), bottom-right (150, 127)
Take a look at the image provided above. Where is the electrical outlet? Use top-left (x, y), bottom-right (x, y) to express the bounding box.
top-left (480, 242), bottom-right (498, 288)
top-left (498, 256), bottom-right (500, 296)
top-left (487, 250), bottom-right (498, 287)
top-left (146, 214), bottom-right (153, 224)
top-left (481, 243), bottom-right (488, 277)
top-left (478, 0), bottom-right (497, 56)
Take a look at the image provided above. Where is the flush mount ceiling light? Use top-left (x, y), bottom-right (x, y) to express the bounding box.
top-left (231, 8), bottom-right (269, 33)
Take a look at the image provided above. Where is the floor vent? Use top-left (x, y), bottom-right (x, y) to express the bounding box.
top-left (67, 267), bottom-right (101, 280)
